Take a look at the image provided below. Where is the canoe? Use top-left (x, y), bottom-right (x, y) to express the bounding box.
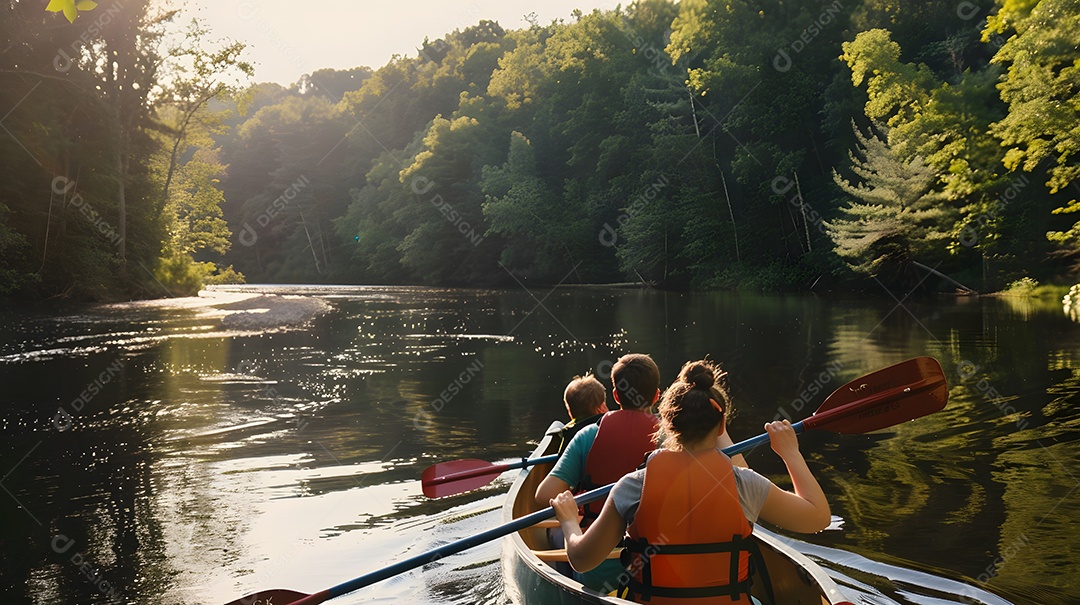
top-left (501, 421), bottom-right (854, 605)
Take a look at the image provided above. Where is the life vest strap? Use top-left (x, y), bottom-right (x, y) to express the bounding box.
top-left (621, 535), bottom-right (758, 602)
top-left (623, 578), bottom-right (755, 600)
top-left (623, 539), bottom-right (752, 556)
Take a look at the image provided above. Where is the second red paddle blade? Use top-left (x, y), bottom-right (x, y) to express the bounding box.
top-left (422, 459), bottom-right (503, 498)
top-left (809, 357), bottom-right (948, 434)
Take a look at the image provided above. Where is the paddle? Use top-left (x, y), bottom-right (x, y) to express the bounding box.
top-left (734, 355), bottom-right (948, 451)
top-left (422, 454), bottom-right (559, 498)
top-left (222, 356), bottom-right (947, 605)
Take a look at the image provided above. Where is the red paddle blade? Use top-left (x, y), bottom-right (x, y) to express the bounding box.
top-left (421, 458), bottom-right (504, 498)
top-left (807, 357), bottom-right (948, 434)
top-left (222, 589), bottom-right (311, 605)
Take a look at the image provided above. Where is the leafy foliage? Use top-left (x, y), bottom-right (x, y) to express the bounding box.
top-left (160, 148), bottom-right (232, 257)
top-left (6, 0), bottom-right (1080, 299)
top-left (991, 0), bottom-right (1080, 193)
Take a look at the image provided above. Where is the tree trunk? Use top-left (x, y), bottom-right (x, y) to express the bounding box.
top-left (297, 206), bottom-right (323, 275)
top-left (794, 172), bottom-right (811, 253)
top-left (162, 90), bottom-right (219, 206)
top-left (687, 86), bottom-right (701, 138)
top-left (115, 134), bottom-right (127, 262)
top-left (663, 226), bottom-right (668, 282)
top-left (910, 260), bottom-right (978, 294)
top-left (318, 216), bottom-right (332, 273)
top-left (785, 200), bottom-right (803, 254)
top-left (720, 169), bottom-right (741, 262)
top-left (107, 55), bottom-right (127, 263)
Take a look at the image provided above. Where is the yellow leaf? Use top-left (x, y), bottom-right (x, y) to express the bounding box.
top-left (1052, 200), bottom-right (1080, 215)
top-left (45, 0), bottom-right (96, 22)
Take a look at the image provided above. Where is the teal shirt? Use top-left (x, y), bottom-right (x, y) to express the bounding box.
top-left (550, 423), bottom-right (599, 489)
top-left (548, 423), bottom-right (622, 592)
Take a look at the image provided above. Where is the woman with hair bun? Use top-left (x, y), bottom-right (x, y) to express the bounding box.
top-left (550, 359), bottom-right (830, 604)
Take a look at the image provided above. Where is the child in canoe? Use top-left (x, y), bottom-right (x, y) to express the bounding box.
top-left (550, 359), bottom-right (830, 603)
top-left (536, 353), bottom-right (662, 589)
top-left (555, 373), bottom-right (609, 453)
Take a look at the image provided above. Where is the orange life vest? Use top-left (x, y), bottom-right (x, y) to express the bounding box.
top-left (579, 409), bottom-right (659, 522)
top-left (623, 448), bottom-right (763, 604)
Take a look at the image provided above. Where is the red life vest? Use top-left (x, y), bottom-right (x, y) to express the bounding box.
top-left (623, 448), bottom-right (760, 604)
top-left (579, 409), bottom-right (658, 521)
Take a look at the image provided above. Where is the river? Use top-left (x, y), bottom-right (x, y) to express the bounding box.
top-left (0, 285), bottom-right (1076, 604)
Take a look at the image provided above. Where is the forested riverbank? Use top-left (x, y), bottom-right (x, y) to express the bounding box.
top-left (2, 0), bottom-right (1078, 300)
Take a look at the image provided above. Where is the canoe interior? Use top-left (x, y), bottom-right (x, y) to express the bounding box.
top-left (505, 421), bottom-right (851, 605)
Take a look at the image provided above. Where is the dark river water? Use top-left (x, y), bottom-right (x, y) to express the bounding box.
top-left (1, 285), bottom-right (1077, 604)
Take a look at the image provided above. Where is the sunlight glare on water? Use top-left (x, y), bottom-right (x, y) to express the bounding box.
top-left (1, 285), bottom-right (1076, 604)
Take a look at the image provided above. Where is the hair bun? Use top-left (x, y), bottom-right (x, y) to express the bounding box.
top-left (682, 363), bottom-right (715, 390)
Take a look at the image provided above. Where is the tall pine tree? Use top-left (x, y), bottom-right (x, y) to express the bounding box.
top-left (827, 124), bottom-right (952, 282)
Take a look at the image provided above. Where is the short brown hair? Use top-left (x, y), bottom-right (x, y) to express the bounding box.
top-left (611, 353), bottom-right (660, 410)
top-left (564, 374), bottom-right (606, 419)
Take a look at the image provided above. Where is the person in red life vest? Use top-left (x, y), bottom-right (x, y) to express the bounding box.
top-left (550, 359), bottom-right (831, 603)
top-left (536, 353), bottom-right (662, 590)
top-left (556, 373), bottom-right (610, 454)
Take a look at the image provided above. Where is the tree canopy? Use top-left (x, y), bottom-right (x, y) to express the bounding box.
top-left (2, 0), bottom-right (1078, 299)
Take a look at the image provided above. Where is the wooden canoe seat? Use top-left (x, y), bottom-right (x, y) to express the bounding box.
top-left (534, 517), bottom-right (582, 529)
top-left (531, 548), bottom-right (623, 563)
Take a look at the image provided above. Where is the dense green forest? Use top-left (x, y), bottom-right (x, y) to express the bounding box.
top-left (2, 0), bottom-right (1078, 299)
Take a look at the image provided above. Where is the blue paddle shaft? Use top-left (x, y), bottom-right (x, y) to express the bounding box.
top-left (325, 423), bottom-right (796, 600)
top-left (721, 420), bottom-right (805, 457)
top-left (326, 484), bottom-right (613, 598)
top-left (509, 454), bottom-right (558, 470)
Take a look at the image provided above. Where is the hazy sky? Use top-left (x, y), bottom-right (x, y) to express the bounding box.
top-left (174, 1), bottom-right (616, 86)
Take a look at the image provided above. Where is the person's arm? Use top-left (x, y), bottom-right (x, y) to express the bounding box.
top-left (716, 426), bottom-right (748, 468)
top-left (756, 420), bottom-right (830, 533)
top-left (551, 490), bottom-right (627, 572)
top-left (536, 474), bottom-right (572, 507)
top-left (536, 426), bottom-right (594, 506)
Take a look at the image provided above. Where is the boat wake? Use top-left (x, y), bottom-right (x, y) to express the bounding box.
top-left (795, 539), bottom-right (1015, 605)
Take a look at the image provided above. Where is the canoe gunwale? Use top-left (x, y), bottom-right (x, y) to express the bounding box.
top-left (502, 420), bottom-right (621, 604)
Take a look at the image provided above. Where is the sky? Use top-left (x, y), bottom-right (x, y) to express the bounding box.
top-left (171, 0), bottom-right (616, 86)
